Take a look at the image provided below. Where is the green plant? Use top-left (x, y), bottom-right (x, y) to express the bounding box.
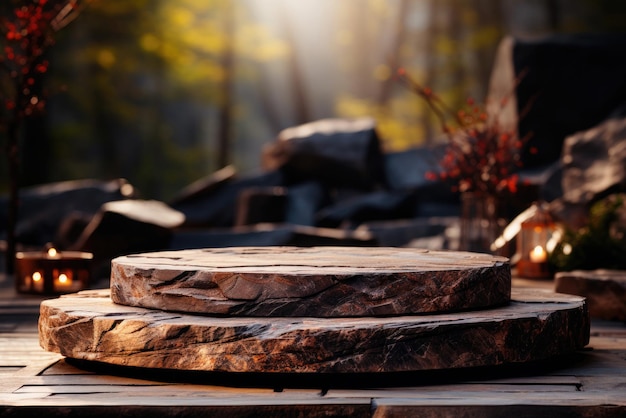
top-left (550, 194), bottom-right (626, 271)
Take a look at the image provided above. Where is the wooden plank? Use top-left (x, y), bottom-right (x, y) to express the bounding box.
top-left (0, 333), bottom-right (62, 383)
top-left (372, 403), bottom-right (626, 418)
top-left (0, 352), bottom-right (625, 414)
top-left (369, 390), bottom-right (626, 405)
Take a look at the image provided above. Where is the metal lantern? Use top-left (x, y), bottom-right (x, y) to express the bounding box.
top-left (516, 202), bottom-right (557, 279)
top-left (15, 245), bottom-right (93, 295)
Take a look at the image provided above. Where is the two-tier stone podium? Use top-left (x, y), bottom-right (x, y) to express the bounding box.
top-left (39, 246), bottom-right (589, 376)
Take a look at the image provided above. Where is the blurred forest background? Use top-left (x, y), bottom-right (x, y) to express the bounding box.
top-left (2, 0), bottom-right (626, 201)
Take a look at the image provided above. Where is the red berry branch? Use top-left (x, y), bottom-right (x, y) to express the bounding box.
top-left (396, 67), bottom-right (532, 196)
top-left (0, 0), bottom-right (86, 275)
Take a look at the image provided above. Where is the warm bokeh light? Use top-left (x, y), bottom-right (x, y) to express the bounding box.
top-left (530, 245), bottom-right (547, 263)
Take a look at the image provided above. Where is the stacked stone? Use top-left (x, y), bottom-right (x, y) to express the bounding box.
top-left (39, 247), bottom-right (589, 375)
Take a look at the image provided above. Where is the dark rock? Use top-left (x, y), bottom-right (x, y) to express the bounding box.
top-left (520, 161), bottom-right (563, 203)
top-left (284, 181), bottom-right (326, 226)
top-left (72, 199), bottom-right (185, 267)
top-left (234, 187), bottom-right (288, 226)
top-left (383, 145), bottom-right (461, 218)
top-left (555, 269), bottom-right (626, 321)
top-left (513, 34), bottom-right (626, 168)
top-left (0, 178), bottom-right (135, 247)
top-left (262, 118), bottom-right (386, 190)
top-left (383, 145), bottom-right (446, 191)
top-left (315, 189), bottom-right (419, 228)
top-left (168, 164), bottom-right (236, 206)
top-left (561, 116), bottom-right (626, 205)
top-left (550, 116), bottom-right (626, 228)
top-left (356, 218), bottom-right (456, 247)
top-left (54, 211), bottom-right (93, 250)
top-left (170, 170), bottom-right (285, 228)
top-left (168, 224), bottom-right (377, 250)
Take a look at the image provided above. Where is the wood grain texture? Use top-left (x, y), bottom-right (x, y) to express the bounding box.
top-left (110, 246), bottom-right (511, 317)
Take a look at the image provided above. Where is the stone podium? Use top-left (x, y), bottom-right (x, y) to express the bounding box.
top-left (38, 247), bottom-right (589, 376)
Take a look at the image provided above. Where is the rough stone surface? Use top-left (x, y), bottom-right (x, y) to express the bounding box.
top-left (70, 199), bottom-right (185, 270)
top-left (548, 114), bottom-right (626, 229)
top-left (561, 116), bottom-right (626, 206)
top-left (261, 117), bottom-right (386, 190)
top-left (110, 247), bottom-right (511, 317)
top-left (555, 269), bottom-right (626, 321)
top-left (38, 288), bottom-right (589, 374)
top-left (168, 225), bottom-right (378, 251)
top-left (0, 178), bottom-right (135, 247)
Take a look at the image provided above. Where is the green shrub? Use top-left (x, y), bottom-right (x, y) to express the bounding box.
top-left (550, 194), bottom-right (626, 271)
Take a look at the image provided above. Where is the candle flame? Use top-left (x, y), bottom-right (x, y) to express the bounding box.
top-left (32, 271), bottom-right (42, 282)
top-left (47, 247), bottom-right (58, 257)
top-left (58, 273), bottom-right (69, 284)
top-left (529, 245), bottom-right (547, 263)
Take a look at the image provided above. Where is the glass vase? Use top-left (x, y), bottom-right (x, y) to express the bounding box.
top-left (459, 192), bottom-right (504, 254)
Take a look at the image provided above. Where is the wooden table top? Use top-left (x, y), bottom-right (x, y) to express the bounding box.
top-left (2, 277), bottom-right (626, 417)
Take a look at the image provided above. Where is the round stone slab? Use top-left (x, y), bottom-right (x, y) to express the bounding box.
top-left (110, 246), bottom-right (511, 317)
top-left (38, 288), bottom-right (589, 374)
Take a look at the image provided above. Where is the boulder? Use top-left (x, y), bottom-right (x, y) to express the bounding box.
top-left (168, 164), bottom-right (236, 206)
top-left (383, 144), bottom-right (446, 191)
top-left (261, 118), bottom-right (386, 190)
top-left (168, 224), bottom-right (377, 250)
top-left (550, 115), bottom-right (626, 228)
top-left (555, 269), bottom-right (626, 321)
top-left (170, 170), bottom-right (285, 228)
top-left (0, 178), bottom-right (135, 247)
top-left (234, 186), bottom-right (288, 226)
top-left (512, 34), bottom-right (626, 168)
top-left (561, 115), bottom-right (626, 205)
top-left (72, 199), bottom-right (185, 268)
top-left (315, 189), bottom-right (419, 229)
top-left (284, 181), bottom-right (326, 226)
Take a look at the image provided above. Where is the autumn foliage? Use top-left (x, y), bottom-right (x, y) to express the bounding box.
top-left (0, 0), bottom-right (85, 274)
top-left (0, 0), bottom-right (82, 120)
top-left (396, 67), bottom-right (531, 196)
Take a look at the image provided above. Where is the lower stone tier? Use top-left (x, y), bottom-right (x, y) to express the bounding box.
top-left (39, 288), bottom-right (589, 374)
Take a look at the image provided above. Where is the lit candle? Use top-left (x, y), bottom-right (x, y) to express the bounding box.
top-left (54, 270), bottom-right (74, 290)
top-left (15, 247), bottom-right (93, 294)
top-left (29, 271), bottom-right (44, 292)
top-left (529, 245), bottom-right (547, 263)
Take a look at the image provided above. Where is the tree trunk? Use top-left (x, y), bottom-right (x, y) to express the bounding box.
top-left (376, 0), bottom-right (409, 106)
top-left (278, 2), bottom-right (310, 126)
top-left (216, 2), bottom-right (235, 169)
